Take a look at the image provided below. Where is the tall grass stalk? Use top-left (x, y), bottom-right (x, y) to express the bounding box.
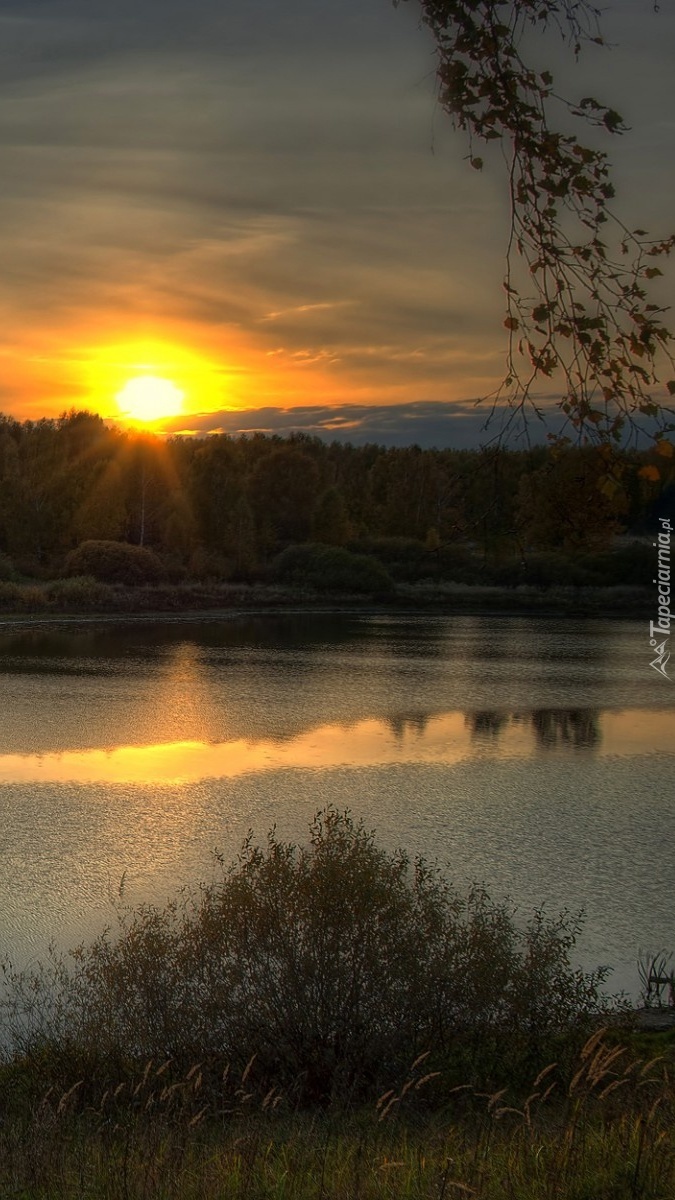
top-left (0, 1033), bottom-right (673, 1198)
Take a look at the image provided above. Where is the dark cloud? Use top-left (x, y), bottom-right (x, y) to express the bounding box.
top-left (157, 399), bottom-right (667, 452)
top-left (158, 400), bottom-right (565, 450)
top-left (0, 0), bottom-right (430, 93)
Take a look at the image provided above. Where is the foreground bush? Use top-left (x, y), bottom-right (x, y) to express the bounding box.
top-left (1, 810), bottom-right (614, 1104)
top-left (64, 539), bottom-right (165, 585)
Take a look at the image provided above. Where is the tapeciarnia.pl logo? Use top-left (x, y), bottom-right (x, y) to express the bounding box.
top-left (649, 517), bottom-right (672, 679)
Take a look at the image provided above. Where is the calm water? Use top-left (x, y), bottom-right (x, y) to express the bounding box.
top-left (0, 612), bottom-right (672, 997)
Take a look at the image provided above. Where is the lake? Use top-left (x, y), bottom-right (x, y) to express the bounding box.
top-left (0, 611), bottom-right (672, 999)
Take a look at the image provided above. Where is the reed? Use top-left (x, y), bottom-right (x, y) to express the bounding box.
top-left (0, 1032), bottom-right (673, 1199)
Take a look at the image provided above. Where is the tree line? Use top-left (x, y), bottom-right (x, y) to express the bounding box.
top-left (0, 410), bottom-right (670, 586)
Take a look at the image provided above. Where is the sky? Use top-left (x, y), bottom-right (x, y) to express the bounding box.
top-left (0, 0), bottom-right (673, 447)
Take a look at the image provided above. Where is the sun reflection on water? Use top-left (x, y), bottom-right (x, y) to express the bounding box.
top-left (0, 709), bottom-right (670, 786)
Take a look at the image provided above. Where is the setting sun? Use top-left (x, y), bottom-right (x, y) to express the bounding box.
top-left (115, 374), bottom-right (185, 423)
top-left (78, 337), bottom-right (236, 428)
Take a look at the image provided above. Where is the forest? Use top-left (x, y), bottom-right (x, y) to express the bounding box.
top-left (0, 409), bottom-right (670, 599)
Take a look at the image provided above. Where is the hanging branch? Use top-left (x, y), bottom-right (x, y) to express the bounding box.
top-left (404, 0), bottom-right (675, 450)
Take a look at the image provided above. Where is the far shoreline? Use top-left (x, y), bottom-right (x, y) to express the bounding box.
top-left (0, 580), bottom-right (653, 626)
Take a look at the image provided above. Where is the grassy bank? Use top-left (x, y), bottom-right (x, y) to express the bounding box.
top-left (0, 575), bottom-right (653, 619)
top-left (0, 535), bottom-right (657, 618)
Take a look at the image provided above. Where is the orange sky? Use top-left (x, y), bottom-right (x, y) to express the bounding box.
top-left (0, 0), bottom-right (673, 441)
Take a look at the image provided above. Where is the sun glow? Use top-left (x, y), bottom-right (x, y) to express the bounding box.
top-left (116, 374), bottom-right (185, 423)
top-left (80, 337), bottom-right (234, 429)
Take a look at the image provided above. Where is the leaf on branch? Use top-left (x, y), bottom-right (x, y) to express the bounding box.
top-left (602, 109), bottom-right (625, 133)
top-left (598, 475), bottom-right (621, 500)
top-left (504, 317), bottom-right (519, 331)
top-left (667, 381), bottom-right (675, 396)
top-left (470, 157), bottom-right (483, 170)
top-left (655, 439), bottom-right (675, 458)
top-left (644, 267), bottom-right (663, 279)
top-left (638, 466), bottom-right (660, 482)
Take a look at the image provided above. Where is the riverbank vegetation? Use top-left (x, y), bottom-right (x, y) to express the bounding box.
top-left (0, 412), bottom-right (671, 615)
top-left (1, 1053), bottom-right (674, 1200)
top-left (0, 810), bottom-right (673, 1197)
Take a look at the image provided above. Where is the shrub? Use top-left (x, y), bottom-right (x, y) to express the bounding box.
top-left (579, 542), bottom-right (653, 587)
top-left (274, 544), bottom-right (394, 595)
top-left (0, 581), bottom-right (23, 609)
top-left (15, 584), bottom-right (49, 611)
top-left (63, 540), bottom-right (165, 586)
top-left (0, 552), bottom-right (16, 582)
top-left (436, 543), bottom-right (479, 582)
top-left (45, 576), bottom-right (114, 611)
top-left (2, 810), bottom-right (613, 1105)
top-left (353, 536), bottom-right (483, 585)
top-left (187, 547), bottom-right (233, 582)
top-left (501, 554), bottom-right (586, 589)
top-left (11, 556), bottom-right (52, 581)
top-left (353, 537), bottom-right (431, 582)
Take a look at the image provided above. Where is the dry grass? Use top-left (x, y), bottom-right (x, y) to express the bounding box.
top-left (1, 1032), bottom-right (674, 1199)
top-left (0, 578), bottom-right (324, 615)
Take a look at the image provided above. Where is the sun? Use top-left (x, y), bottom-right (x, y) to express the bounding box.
top-left (115, 375), bottom-right (185, 423)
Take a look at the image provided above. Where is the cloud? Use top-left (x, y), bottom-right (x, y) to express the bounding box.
top-left (0, 0), bottom-right (672, 425)
top-left (261, 301), bottom-right (356, 322)
top-left (158, 399), bottom-right (565, 449)
top-left (0, 3), bottom-right (503, 396)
